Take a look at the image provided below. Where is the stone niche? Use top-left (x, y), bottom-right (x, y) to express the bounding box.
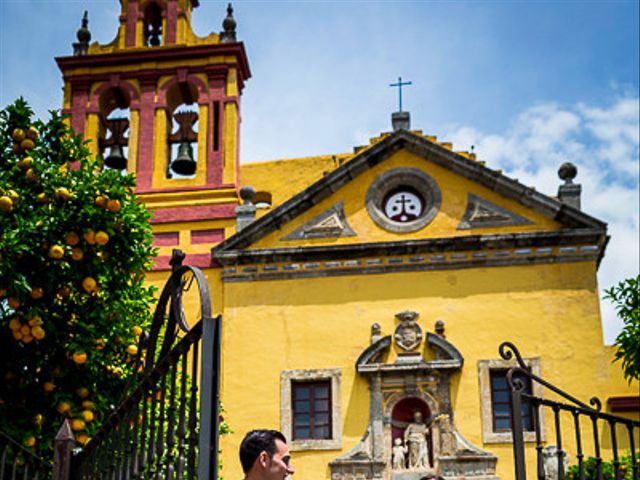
top-left (330, 311), bottom-right (499, 480)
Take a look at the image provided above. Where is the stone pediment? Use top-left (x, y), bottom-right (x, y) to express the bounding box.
top-left (213, 130), bottom-right (608, 279)
top-left (356, 333), bottom-right (463, 374)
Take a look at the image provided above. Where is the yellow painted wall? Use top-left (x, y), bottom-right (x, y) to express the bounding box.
top-left (216, 260), bottom-right (638, 479)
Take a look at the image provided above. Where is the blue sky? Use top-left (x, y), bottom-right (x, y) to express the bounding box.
top-left (1, 0), bottom-right (639, 343)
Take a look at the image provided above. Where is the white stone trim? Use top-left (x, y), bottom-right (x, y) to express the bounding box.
top-left (477, 357), bottom-right (546, 444)
top-left (280, 368), bottom-right (342, 451)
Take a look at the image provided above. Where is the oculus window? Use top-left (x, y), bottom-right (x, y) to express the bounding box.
top-left (366, 167), bottom-right (441, 233)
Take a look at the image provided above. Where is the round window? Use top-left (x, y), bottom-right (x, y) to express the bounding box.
top-left (366, 168), bottom-right (441, 233)
top-left (383, 188), bottom-right (424, 222)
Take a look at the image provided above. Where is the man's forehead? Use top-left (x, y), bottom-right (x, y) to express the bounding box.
top-left (274, 439), bottom-right (290, 456)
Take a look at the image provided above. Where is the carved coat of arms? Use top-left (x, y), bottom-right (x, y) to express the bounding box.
top-left (394, 310), bottom-right (423, 351)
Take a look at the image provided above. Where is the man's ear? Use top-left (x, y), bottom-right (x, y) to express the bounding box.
top-left (258, 451), bottom-right (269, 469)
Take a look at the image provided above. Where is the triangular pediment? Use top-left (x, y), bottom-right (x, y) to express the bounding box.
top-left (214, 130), bottom-right (606, 266)
top-left (458, 193), bottom-right (533, 230)
top-left (282, 201), bottom-right (356, 240)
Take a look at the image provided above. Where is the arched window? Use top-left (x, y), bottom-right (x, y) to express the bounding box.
top-left (165, 81), bottom-right (199, 178)
top-left (143, 1), bottom-right (163, 47)
top-left (98, 87), bottom-right (131, 171)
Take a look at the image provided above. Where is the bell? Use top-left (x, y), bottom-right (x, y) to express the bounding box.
top-left (104, 145), bottom-right (127, 170)
top-left (170, 141), bottom-right (196, 176)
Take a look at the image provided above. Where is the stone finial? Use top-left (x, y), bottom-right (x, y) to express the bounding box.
top-left (220, 3), bottom-right (237, 43)
top-left (73, 11), bottom-right (91, 56)
top-left (371, 323), bottom-right (381, 344)
top-left (557, 162), bottom-right (581, 210)
top-left (236, 185), bottom-right (256, 232)
top-left (435, 319), bottom-right (445, 337)
top-left (391, 111), bottom-right (411, 131)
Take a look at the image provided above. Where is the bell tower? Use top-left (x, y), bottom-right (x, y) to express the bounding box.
top-left (56, 1), bottom-right (251, 269)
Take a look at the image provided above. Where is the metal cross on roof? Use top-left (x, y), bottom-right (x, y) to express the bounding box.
top-left (389, 76), bottom-right (412, 112)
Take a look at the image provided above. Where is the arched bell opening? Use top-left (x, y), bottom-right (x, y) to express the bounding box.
top-left (98, 87), bottom-right (131, 172)
top-left (143, 1), bottom-right (163, 47)
top-left (165, 81), bottom-right (199, 178)
top-left (391, 397), bottom-right (435, 471)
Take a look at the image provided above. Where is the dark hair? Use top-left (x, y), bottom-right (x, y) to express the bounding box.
top-left (239, 429), bottom-right (287, 473)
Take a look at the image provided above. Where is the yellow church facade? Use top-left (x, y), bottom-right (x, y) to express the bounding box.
top-left (54, 2), bottom-right (638, 479)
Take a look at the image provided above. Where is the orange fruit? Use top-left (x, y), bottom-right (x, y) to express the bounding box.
top-left (132, 325), bottom-right (143, 337)
top-left (94, 231), bottom-right (109, 246)
top-left (7, 190), bottom-right (19, 205)
top-left (22, 334), bottom-right (34, 344)
top-left (76, 387), bottom-right (89, 398)
top-left (26, 126), bottom-right (38, 140)
top-left (23, 436), bottom-right (36, 448)
top-left (20, 325), bottom-right (30, 335)
top-left (126, 344), bottom-right (138, 356)
top-left (31, 326), bottom-right (45, 340)
top-left (20, 138), bottom-right (35, 151)
top-left (49, 244), bottom-right (64, 259)
top-left (28, 315), bottom-right (42, 327)
top-left (8, 297), bottom-right (21, 309)
top-left (73, 351), bottom-right (88, 365)
top-left (36, 193), bottom-right (49, 204)
top-left (106, 199), bottom-right (121, 213)
top-left (95, 195), bottom-right (108, 208)
top-left (70, 418), bottom-right (85, 431)
top-left (25, 168), bottom-right (38, 182)
top-left (81, 410), bottom-right (94, 422)
top-left (82, 277), bottom-right (97, 293)
top-left (17, 156), bottom-right (32, 170)
top-left (76, 434), bottom-right (90, 445)
top-left (9, 319), bottom-right (21, 331)
top-left (12, 128), bottom-right (26, 142)
top-left (55, 187), bottom-right (72, 201)
top-left (43, 381), bottom-right (56, 393)
top-left (12, 330), bottom-right (22, 341)
top-left (56, 401), bottom-right (71, 414)
top-left (71, 248), bottom-right (84, 261)
top-left (30, 287), bottom-right (44, 300)
top-left (81, 400), bottom-right (94, 409)
top-left (34, 414), bottom-right (43, 426)
top-left (65, 232), bottom-right (80, 246)
top-left (57, 286), bottom-right (71, 299)
top-left (83, 229), bottom-right (96, 245)
top-left (95, 338), bottom-right (105, 351)
top-left (0, 196), bottom-right (12, 213)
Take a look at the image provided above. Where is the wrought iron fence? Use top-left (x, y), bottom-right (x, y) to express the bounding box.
top-left (66, 255), bottom-right (221, 480)
top-left (499, 341), bottom-right (640, 480)
top-left (0, 429), bottom-right (52, 480)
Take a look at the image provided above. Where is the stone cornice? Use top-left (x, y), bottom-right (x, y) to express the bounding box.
top-left (56, 42), bottom-right (251, 83)
top-left (213, 229), bottom-right (607, 267)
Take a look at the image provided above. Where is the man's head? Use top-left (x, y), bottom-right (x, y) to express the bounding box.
top-left (240, 429), bottom-right (294, 479)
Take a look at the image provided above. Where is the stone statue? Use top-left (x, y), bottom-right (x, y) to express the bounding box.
top-left (436, 413), bottom-right (456, 456)
top-left (392, 437), bottom-right (408, 470)
top-left (542, 445), bottom-right (568, 480)
top-left (403, 411), bottom-right (431, 469)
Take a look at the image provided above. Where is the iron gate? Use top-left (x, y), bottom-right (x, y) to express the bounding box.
top-left (64, 254), bottom-right (221, 480)
top-left (499, 341), bottom-right (639, 480)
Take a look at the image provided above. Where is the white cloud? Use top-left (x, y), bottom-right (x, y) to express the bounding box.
top-left (445, 97), bottom-right (640, 344)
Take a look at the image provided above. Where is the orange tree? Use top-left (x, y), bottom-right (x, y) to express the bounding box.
top-left (0, 98), bottom-right (156, 457)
